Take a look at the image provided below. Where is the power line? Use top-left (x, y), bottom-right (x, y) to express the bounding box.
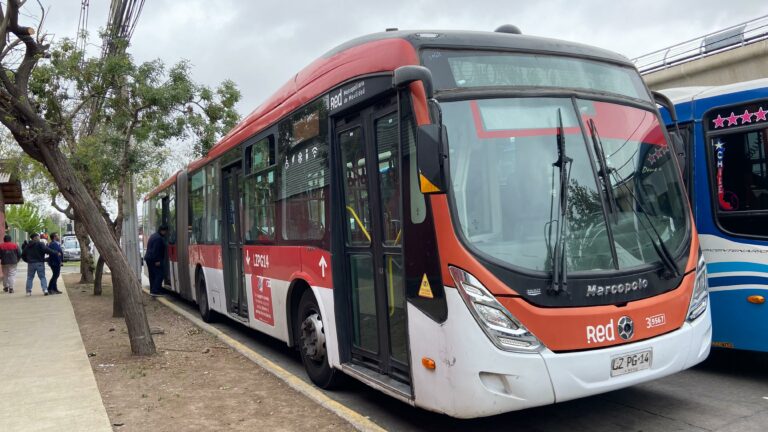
top-left (76, 0), bottom-right (89, 53)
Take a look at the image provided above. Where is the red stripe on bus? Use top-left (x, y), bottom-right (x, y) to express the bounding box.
top-left (187, 244), bottom-right (333, 288)
top-left (168, 244), bottom-right (178, 261)
top-left (242, 245), bottom-right (332, 288)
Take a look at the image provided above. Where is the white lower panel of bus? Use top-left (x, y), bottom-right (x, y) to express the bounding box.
top-left (198, 270), bottom-right (340, 368)
top-left (408, 288), bottom-right (712, 418)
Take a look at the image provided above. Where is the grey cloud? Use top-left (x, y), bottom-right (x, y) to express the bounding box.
top-left (37, 0), bottom-right (768, 118)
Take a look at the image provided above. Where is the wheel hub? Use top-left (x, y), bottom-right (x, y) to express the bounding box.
top-left (300, 313), bottom-right (326, 362)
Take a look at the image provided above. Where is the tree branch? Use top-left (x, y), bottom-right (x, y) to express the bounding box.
top-left (0, 37), bottom-right (21, 61)
top-left (7, 0), bottom-right (48, 96)
top-left (50, 194), bottom-right (74, 220)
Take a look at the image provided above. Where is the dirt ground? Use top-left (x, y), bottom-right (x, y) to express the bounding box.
top-left (63, 273), bottom-right (354, 432)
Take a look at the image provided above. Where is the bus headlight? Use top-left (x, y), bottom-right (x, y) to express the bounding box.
top-left (449, 266), bottom-right (542, 353)
top-left (687, 253), bottom-right (708, 322)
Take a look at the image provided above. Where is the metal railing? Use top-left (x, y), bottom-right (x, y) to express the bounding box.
top-left (631, 14), bottom-right (768, 74)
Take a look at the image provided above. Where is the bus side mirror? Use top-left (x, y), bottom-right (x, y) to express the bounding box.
top-left (652, 91), bottom-right (677, 123)
top-left (417, 124), bottom-right (448, 194)
top-left (393, 65), bottom-right (434, 99)
top-left (652, 91), bottom-right (687, 179)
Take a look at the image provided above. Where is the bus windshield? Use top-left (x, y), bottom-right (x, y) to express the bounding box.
top-left (443, 97), bottom-right (688, 274)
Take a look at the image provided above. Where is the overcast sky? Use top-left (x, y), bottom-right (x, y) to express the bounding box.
top-left (38, 0), bottom-right (768, 118)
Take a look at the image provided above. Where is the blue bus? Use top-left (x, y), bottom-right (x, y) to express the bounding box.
top-left (661, 79), bottom-right (768, 351)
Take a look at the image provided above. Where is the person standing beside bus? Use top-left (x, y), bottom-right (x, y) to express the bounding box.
top-left (21, 233), bottom-right (59, 296)
top-left (46, 233), bottom-right (63, 294)
top-left (0, 235), bottom-right (21, 294)
top-left (144, 224), bottom-right (168, 297)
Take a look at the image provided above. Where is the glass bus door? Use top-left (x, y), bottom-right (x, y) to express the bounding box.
top-left (336, 97), bottom-right (410, 384)
top-left (222, 164), bottom-right (248, 319)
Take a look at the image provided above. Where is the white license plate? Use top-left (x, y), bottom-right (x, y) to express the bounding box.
top-left (610, 349), bottom-right (652, 377)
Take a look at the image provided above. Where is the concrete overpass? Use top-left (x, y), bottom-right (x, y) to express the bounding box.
top-left (633, 15), bottom-right (768, 90)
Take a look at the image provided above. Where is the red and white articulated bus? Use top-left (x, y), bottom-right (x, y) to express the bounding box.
top-left (144, 26), bottom-right (711, 418)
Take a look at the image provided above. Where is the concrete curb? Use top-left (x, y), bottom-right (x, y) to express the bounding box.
top-left (143, 288), bottom-right (386, 432)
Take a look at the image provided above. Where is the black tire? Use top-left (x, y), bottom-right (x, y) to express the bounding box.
top-left (296, 289), bottom-right (343, 389)
top-left (197, 273), bottom-right (215, 323)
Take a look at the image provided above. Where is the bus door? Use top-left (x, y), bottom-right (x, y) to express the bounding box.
top-left (335, 95), bottom-right (410, 385)
top-left (222, 164), bottom-right (248, 319)
top-left (160, 195), bottom-right (173, 288)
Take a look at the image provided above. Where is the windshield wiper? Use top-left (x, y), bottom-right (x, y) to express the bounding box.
top-left (588, 119), bottom-right (619, 222)
top-left (550, 109), bottom-right (572, 295)
top-left (589, 121), bottom-right (680, 278)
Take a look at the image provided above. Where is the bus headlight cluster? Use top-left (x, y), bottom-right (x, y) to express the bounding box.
top-left (449, 266), bottom-right (542, 353)
top-left (687, 253), bottom-right (709, 322)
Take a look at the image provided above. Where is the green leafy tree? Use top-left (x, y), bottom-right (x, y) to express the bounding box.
top-left (33, 38), bottom-right (239, 302)
top-left (5, 203), bottom-right (45, 236)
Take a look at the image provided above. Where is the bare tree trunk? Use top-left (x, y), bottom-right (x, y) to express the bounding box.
top-left (112, 270), bottom-right (124, 318)
top-left (39, 143), bottom-right (155, 355)
top-left (94, 255), bottom-right (104, 296)
top-left (75, 220), bottom-right (95, 284)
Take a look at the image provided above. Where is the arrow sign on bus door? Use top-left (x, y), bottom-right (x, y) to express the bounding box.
top-left (319, 256), bottom-right (327, 279)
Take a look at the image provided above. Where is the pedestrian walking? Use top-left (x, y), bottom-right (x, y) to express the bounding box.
top-left (21, 233), bottom-right (60, 296)
top-left (47, 233), bottom-right (63, 294)
top-left (144, 224), bottom-right (168, 297)
top-left (0, 234), bottom-right (21, 294)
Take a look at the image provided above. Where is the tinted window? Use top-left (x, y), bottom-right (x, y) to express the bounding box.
top-left (205, 165), bottom-right (220, 243)
top-left (189, 170), bottom-right (205, 244)
top-left (167, 187), bottom-right (177, 245)
top-left (249, 136), bottom-right (275, 173)
top-left (244, 170), bottom-right (276, 242)
top-left (278, 99), bottom-right (329, 241)
top-left (339, 126), bottom-right (371, 246)
top-left (422, 50), bottom-right (649, 101)
top-left (709, 123), bottom-right (768, 237)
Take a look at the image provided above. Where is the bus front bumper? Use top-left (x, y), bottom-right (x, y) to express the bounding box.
top-left (408, 289), bottom-right (712, 418)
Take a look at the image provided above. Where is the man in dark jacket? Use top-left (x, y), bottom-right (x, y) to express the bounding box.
top-left (22, 233), bottom-right (60, 296)
top-left (47, 233), bottom-right (63, 294)
top-left (0, 234), bottom-right (21, 293)
top-left (144, 225), bottom-right (168, 296)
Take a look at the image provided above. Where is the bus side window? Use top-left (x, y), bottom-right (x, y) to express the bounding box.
top-left (189, 170), bottom-right (205, 244)
top-left (244, 136), bottom-right (276, 244)
top-left (278, 100), bottom-right (330, 243)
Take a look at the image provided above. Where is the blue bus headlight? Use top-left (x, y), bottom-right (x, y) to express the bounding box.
top-left (687, 254), bottom-right (708, 322)
top-left (449, 266), bottom-right (542, 352)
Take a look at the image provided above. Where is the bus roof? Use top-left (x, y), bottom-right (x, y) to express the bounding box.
top-left (147, 29), bottom-right (634, 199)
top-left (663, 78), bottom-right (768, 105)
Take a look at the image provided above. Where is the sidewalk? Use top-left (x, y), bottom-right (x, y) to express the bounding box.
top-left (0, 263), bottom-right (112, 432)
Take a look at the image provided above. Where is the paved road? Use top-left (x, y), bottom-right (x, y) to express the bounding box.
top-left (161, 293), bottom-right (767, 431)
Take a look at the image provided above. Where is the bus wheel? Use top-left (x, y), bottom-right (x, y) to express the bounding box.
top-left (296, 290), bottom-right (342, 389)
top-left (197, 274), bottom-right (215, 323)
